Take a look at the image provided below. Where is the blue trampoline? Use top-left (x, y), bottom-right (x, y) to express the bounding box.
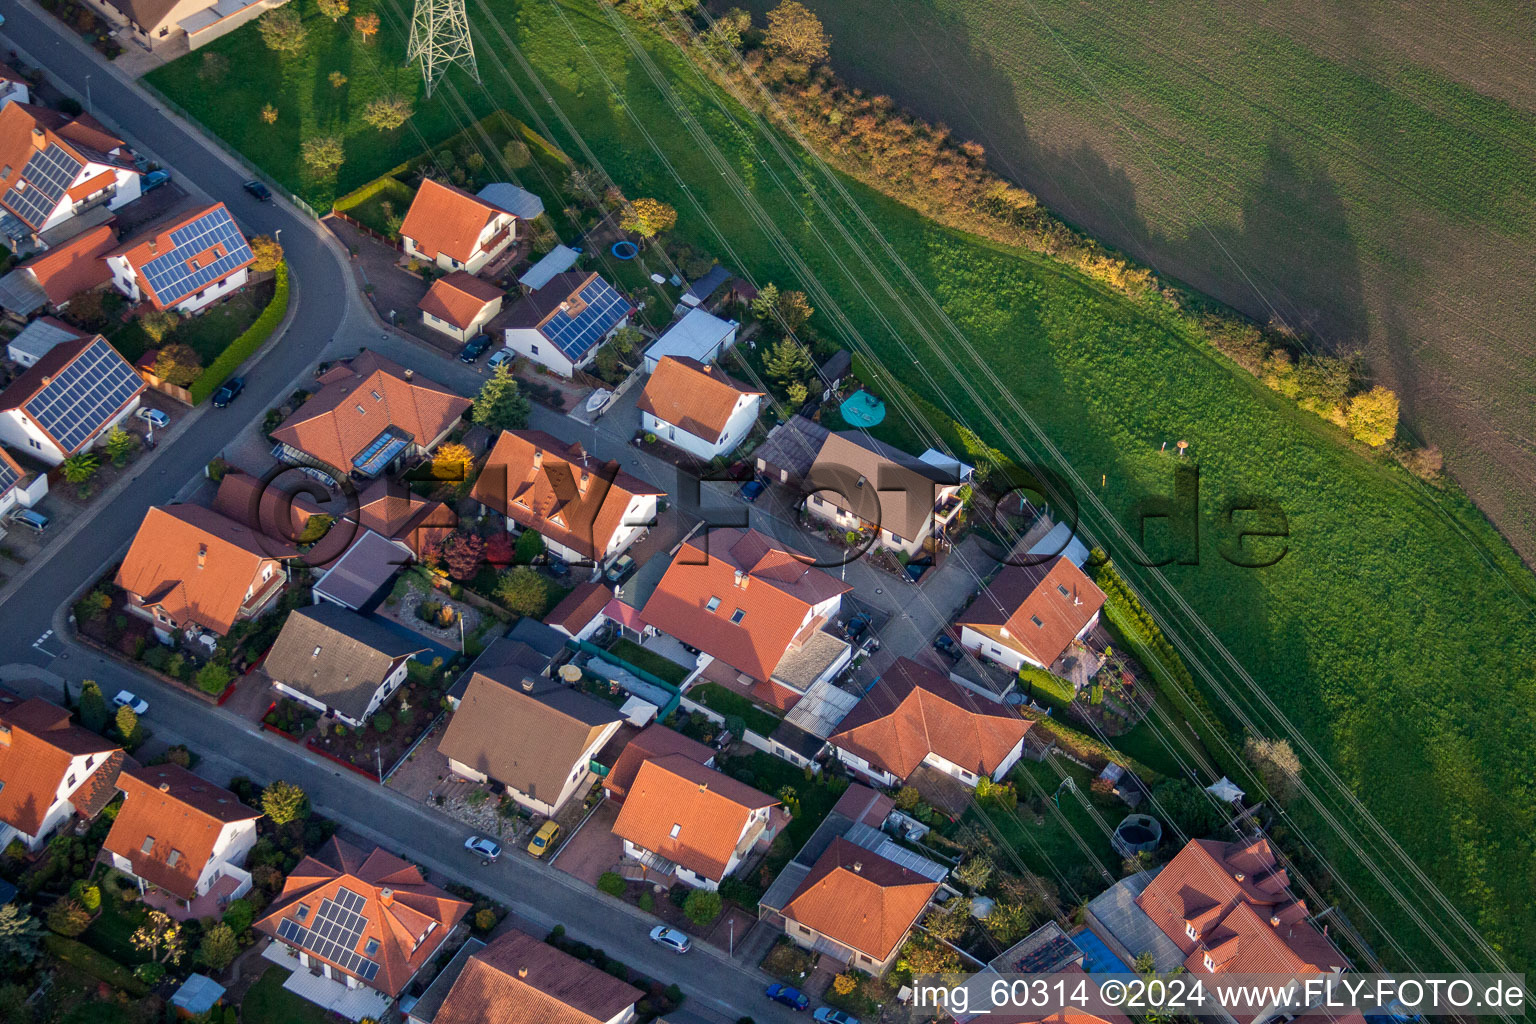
top-left (840, 389), bottom-right (886, 427)
top-left (610, 240), bottom-right (639, 260)
top-left (1073, 929), bottom-right (1133, 974)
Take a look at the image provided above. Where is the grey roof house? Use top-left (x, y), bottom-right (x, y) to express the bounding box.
top-left (263, 604), bottom-right (429, 727)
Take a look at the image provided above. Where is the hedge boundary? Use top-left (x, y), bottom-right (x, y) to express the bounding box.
top-left (189, 262), bottom-right (290, 404)
top-left (42, 934), bottom-right (150, 997)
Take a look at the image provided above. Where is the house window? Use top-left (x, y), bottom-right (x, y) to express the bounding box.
top-left (67, 774), bottom-right (76, 787)
top-left (889, 533), bottom-right (902, 544)
top-left (167, 850), bottom-right (181, 868)
top-left (669, 823), bottom-right (682, 839)
top-left (141, 836), bottom-right (155, 854)
top-left (1185, 922), bottom-right (1198, 940)
top-left (364, 938), bottom-right (380, 957)
top-left (295, 904), bottom-right (310, 922)
top-left (1030, 615), bottom-right (1044, 628)
top-left (262, 566), bottom-right (274, 581)
top-left (730, 609), bottom-right (745, 624)
top-left (531, 344), bottom-right (539, 354)
top-left (1203, 953), bottom-right (1215, 972)
top-left (1057, 584), bottom-right (1070, 597)
top-left (85, 756), bottom-right (93, 770)
top-left (28, 439), bottom-right (40, 449)
top-left (705, 596), bottom-right (721, 612)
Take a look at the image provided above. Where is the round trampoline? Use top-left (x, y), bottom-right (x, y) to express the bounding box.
top-left (1111, 813), bottom-right (1162, 857)
top-left (610, 240), bottom-right (639, 260)
top-left (840, 389), bottom-right (886, 427)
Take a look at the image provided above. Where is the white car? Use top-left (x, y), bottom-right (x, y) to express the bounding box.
top-left (135, 408), bottom-right (171, 429)
top-left (464, 835), bottom-right (501, 861)
top-left (649, 926), bottom-right (690, 953)
top-left (112, 690), bottom-right (149, 715)
top-left (487, 348), bottom-right (514, 370)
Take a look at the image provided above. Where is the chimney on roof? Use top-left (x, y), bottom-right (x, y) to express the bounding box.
top-left (380, 888), bottom-right (395, 907)
top-left (1269, 915), bottom-right (1281, 927)
top-left (197, 544), bottom-right (207, 569)
top-left (518, 967), bottom-right (529, 978)
top-left (0, 724), bottom-right (10, 748)
top-left (533, 448), bottom-right (543, 469)
top-left (1233, 872), bottom-right (1245, 882)
top-left (30, 127), bottom-right (45, 150)
top-left (159, 782), bottom-right (171, 792)
top-left (559, 301), bottom-right (571, 312)
top-left (404, 368), bottom-right (414, 379)
top-left (698, 782), bottom-right (708, 792)
top-left (733, 569), bottom-right (747, 589)
top-left (40, 376), bottom-right (51, 386)
top-left (521, 678), bottom-right (535, 692)
top-left (851, 861), bottom-right (862, 873)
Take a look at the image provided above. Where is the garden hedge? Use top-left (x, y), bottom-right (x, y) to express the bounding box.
top-left (190, 262), bottom-right (290, 404)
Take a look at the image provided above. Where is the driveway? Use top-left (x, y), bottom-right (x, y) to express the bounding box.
top-left (553, 800), bottom-right (624, 886)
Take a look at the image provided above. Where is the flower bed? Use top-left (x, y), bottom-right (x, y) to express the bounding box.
top-left (304, 681), bottom-right (445, 776)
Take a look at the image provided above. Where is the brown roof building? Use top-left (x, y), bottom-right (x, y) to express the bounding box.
top-left (439, 665), bottom-right (625, 816)
top-left (419, 271), bottom-right (504, 340)
top-left (10, 222), bottom-right (116, 308)
top-left (400, 179), bottom-right (516, 274)
top-left (471, 430), bottom-right (663, 564)
top-left (545, 581), bottom-right (612, 640)
top-left (610, 753), bottom-right (779, 887)
top-left (601, 723), bottom-right (715, 802)
top-left (0, 694), bottom-right (123, 851)
top-left (346, 478), bottom-right (457, 558)
top-left (116, 503), bottom-right (294, 637)
top-left (803, 430), bottom-right (967, 558)
top-left (423, 928), bottom-right (643, 1024)
top-left (956, 557), bottom-right (1106, 671)
top-left (102, 764), bottom-right (260, 911)
top-left (270, 351), bottom-right (470, 478)
top-left (639, 528), bottom-right (850, 707)
top-left (256, 837), bottom-right (470, 1000)
top-left (263, 604), bottom-right (429, 727)
top-left (777, 836), bottom-right (938, 971)
top-left (829, 657), bottom-right (1033, 787)
top-left (636, 356), bottom-right (762, 458)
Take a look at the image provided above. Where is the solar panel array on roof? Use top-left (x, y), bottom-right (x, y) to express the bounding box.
top-left (138, 207), bottom-right (252, 307)
top-left (275, 887), bottom-right (381, 982)
top-left (0, 457), bottom-right (18, 497)
top-left (842, 821), bottom-right (950, 882)
top-left (1013, 931), bottom-right (1082, 973)
top-left (540, 276), bottom-right (629, 358)
top-left (24, 338), bottom-right (140, 452)
top-left (5, 145), bottom-right (84, 229)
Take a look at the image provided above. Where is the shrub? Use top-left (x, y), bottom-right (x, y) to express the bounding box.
top-left (682, 888), bottom-right (722, 925)
top-left (638, 890), bottom-right (654, 911)
top-left (372, 712), bottom-right (394, 734)
top-left (474, 908), bottom-right (496, 931)
top-left (597, 872), bottom-right (625, 897)
top-left (191, 264), bottom-right (289, 403)
top-left (195, 662), bottom-right (233, 696)
top-left (222, 899), bottom-right (253, 935)
top-left (46, 899), bottom-right (91, 938)
top-left (76, 884), bottom-right (101, 912)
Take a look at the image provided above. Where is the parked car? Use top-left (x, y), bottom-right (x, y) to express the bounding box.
top-left (740, 480), bottom-right (765, 503)
top-left (604, 554), bottom-right (637, 585)
top-left (933, 634), bottom-right (961, 660)
top-left (141, 170), bottom-right (171, 192)
top-left (649, 926), bottom-right (691, 953)
top-left (242, 180), bottom-right (272, 202)
top-left (112, 690), bottom-right (149, 716)
top-left (5, 508), bottom-right (48, 532)
top-left (211, 377), bottom-right (244, 407)
top-left (765, 984), bottom-right (809, 1011)
top-left (487, 347), bottom-right (514, 370)
top-left (136, 407), bottom-right (171, 429)
top-left (460, 333), bottom-right (493, 363)
top-left (844, 614), bottom-right (871, 642)
top-left (526, 820), bottom-right (559, 857)
top-left (814, 1010), bottom-right (860, 1024)
top-left (464, 836), bottom-right (501, 861)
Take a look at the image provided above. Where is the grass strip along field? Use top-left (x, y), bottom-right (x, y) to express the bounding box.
top-left (149, 0), bottom-right (1536, 971)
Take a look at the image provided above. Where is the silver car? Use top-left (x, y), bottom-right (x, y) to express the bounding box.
top-left (113, 690), bottom-right (149, 715)
top-left (464, 835), bottom-right (501, 861)
top-left (649, 926), bottom-right (690, 953)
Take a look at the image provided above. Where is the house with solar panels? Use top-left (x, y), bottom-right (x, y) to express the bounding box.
top-left (399, 178), bottom-right (517, 276)
top-left (105, 202), bottom-right (255, 314)
top-left (255, 836), bottom-right (470, 1020)
top-left (501, 271), bottom-right (634, 377)
top-left (0, 447), bottom-right (48, 523)
top-left (0, 103), bottom-right (142, 252)
top-left (0, 334), bottom-right (144, 465)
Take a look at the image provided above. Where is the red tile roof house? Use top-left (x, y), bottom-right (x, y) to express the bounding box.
top-left (0, 333), bottom-right (145, 465)
top-left (0, 693), bottom-right (125, 852)
top-left (610, 753), bottom-right (780, 890)
top-left (104, 202), bottom-right (255, 314)
top-left (102, 763), bottom-right (261, 920)
top-left (637, 356), bottom-right (763, 462)
top-left (501, 271), bottom-right (634, 378)
top-left (600, 722), bottom-right (716, 803)
top-left (0, 102), bottom-right (142, 251)
top-left (407, 927), bottom-right (643, 1024)
top-left (0, 223), bottom-right (116, 317)
top-left (1085, 837), bottom-right (1350, 1024)
top-left (956, 557), bottom-right (1107, 674)
top-left (0, 445), bottom-right (49, 521)
top-left (418, 270), bottom-right (504, 344)
top-left (803, 430), bottom-right (969, 559)
top-left (471, 429), bottom-right (664, 571)
top-left (115, 503), bottom-right (296, 642)
top-left (544, 580), bottom-right (615, 643)
top-left (270, 351), bottom-right (471, 481)
top-left (400, 178), bottom-right (517, 276)
top-left (256, 837), bottom-right (470, 1021)
top-left (639, 527), bottom-right (852, 710)
top-left (828, 657), bottom-right (1034, 790)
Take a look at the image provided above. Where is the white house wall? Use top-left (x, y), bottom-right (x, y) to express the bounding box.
top-left (642, 392), bottom-right (760, 461)
top-left (172, 266), bottom-right (248, 314)
top-left (0, 409), bottom-right (65, 464)
top-left (958, 625), bottom-right (1034, 672)
top-left (503, 326), bottom-right (576, 377)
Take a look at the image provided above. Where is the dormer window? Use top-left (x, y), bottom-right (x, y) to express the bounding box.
top-left (730, 609), bottom-right (745, 624)
top-left (1203, 953), bottom-right (1215, 972)
top-left (312, 646), bottom-right (323, 657)
top-left (1057, 584), bottom-right (1069, 597)
top-left (364, 938), bottom-right (380, 956)
top-left (706, 596), bottom-right (721, 612)
top-left (1185, 922), bottom-right (1198, 940)
top-left (669, 823), bottom-right (682, 838)
top-left (141, 836), bottom-right (156, 854)
top-left (355, 404), bottom-right (366, 414)
top-left (370, 390), bottom-right (383, 401)
top-left (167, 850), bottom-right (182, 868)
top-left (295, 904), bottom-right (310, 922)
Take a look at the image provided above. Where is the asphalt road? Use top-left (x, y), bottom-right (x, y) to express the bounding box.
top-left (0, 10), bottom-right (806, 1022)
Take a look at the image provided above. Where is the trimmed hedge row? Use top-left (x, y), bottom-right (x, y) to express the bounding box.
top-left (189, 262), bottom-right (290, 404)
top-left (1019, 666), bottom-right (1076, 709)
top-left (42, 934), bottom-right (150, 997)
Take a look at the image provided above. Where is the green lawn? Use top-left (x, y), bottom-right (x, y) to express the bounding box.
top-left (977, 760), bottom-right (1123, 897)
top-left (687, 681), bottom-right (782, 736)
top-left (107, 282), bottom-right (273, 364)
top-left (609, 637), bottom-right (688, 686)
top-left (241, 966), bottom-right (335, 1024)
top-left (146, 0), bottom-right (1536, 969)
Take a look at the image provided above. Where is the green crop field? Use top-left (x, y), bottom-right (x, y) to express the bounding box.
top-left (730, 0), bottom-right (1536, 567)
top-left (148, 0), bottom-right (1536, 970)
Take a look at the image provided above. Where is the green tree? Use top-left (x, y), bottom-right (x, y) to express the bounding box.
top-left (301, 135), bottom-right (346, 174)
top-left (1346, 386), bottom-right (1399, 447)
top-left (495, 566), bottom-right (549, 616)
top-left (140, 309), bottom-right (180, 345)
top-left (594, 344), bottom-right (620, 379)
top-left (894, 785), bottom-right (921, 810)
top-left (432, 442), bottom-right (474, 481)
top-left (46, 898), bottom-right (91, 938)
top-left (261, 780), bottom-right (308, 825)
top-left (197, 922), bottom-right (239, 971)
top-left (131, 909), bottom-right (184, 965)
top-left (195, 662), bottom-right (233, 697)
top-left (79, 681), bottom-right (108, 732)
top-left (153, 342), bottom-right (203, 386)
top-left (619, 197), bottom-right (678, 241)
top-left (514, 529), bottom-right (544, 564)
top-left (362, 94), bottom-right (413, 132)
top-left (775, 290), bottom-right (814, 332)
top-left (103, 426), bottom-right (137, 467)
top-left (785, 381), bottom-right (808, 406)
top-left (0, 984), bottom-right (32, 1024)
top-left (763, 337), bottom-right (813, 387)
top-left (953, 855), bottom-right (993, 891)
top-left (597, 871), bottom-right (625, 896)
top-left (502, 139), bottom-right (531, 169)
top-left (61, 452), bottom-right (99, 485)
top-left (750, 282), bottom-right (780, 321)
top-left (115, 704), bottom-right (140, 745)
top-left (698, 7), bottom-right (749, 60)
top-left (922, 896), bottom-right (970, 941)
top-left (0, 904), bottom-right (43, 967)
top-left (256, 6), bottom-right (308, 55)
top-left (626, 0), bottom-right (698, 16)
top-left (610, 326), bottom-right (643, 356)
top-left (472, 363), bottom-right (532, 432)
top-left (1244, 735), bottom-right (1302, 803)
top-left (981, 899), bottom-right (1033, 944)
top-left (354, 11), bottom-right (379, 40)
top-left (221, 899), bottom-right (253, 936)
top-left (683, 888), bottom-right (722, 925)
top-left (764, 0), bottom-right (830, 63)
top-left (249, 234), bottom-right (285, 273)
top-left (135, 962), bottom-right (166, 986)
top-left (328, 69), bottom-right (348, 89)
top-left (316, 0), bottom-right (349, 20)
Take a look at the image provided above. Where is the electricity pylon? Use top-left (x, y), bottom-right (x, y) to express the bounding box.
top-left (406, 0), bottom-right (480, 98)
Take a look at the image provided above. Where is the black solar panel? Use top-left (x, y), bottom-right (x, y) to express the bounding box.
top-left (542, 276), bottom-right (629, 358)
top-left (4, 145), bottom-right (84, 228)
top-left (24, 338), bottom-right (141, 452)
top-left (274, 887), bottom-right (381, 983)
top-left (0, 458), bottom-right (18, 497)
top-left (139, 206), bottom-right (253, 306)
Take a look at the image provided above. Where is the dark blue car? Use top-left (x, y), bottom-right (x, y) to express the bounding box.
top-left (765, 984), bottom-right (809, 1011)
top-left (740, 480), bottom-right (765, 502)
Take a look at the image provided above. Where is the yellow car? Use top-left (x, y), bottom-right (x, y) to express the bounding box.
top-left (527, 820), bottom-right (560, 857)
